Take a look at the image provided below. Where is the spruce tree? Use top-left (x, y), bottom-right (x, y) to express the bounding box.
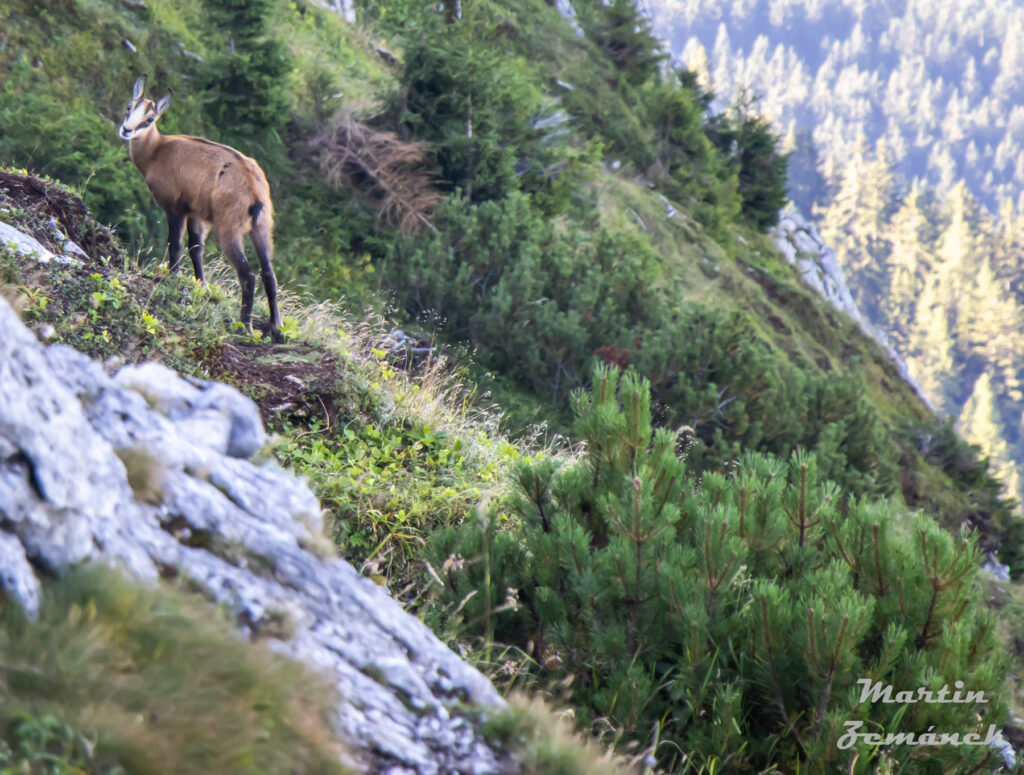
top-left (577, 0), bottom-right (666, 88)
top-left (817, 136), bottom-right (896, 322)
top-left (395, 2), bottom-right (554, 204)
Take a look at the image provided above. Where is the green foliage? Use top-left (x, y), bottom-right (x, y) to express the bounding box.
top-left (385, 197), bottom-right (896, 495)
top-left (646, 70), bottom-right (741, 235)
top-left (395, 2), bottom-right (574, 206)
top-left (274, 411), bottom-right (507, 569)
top-left (908, 419), bottom-right (1024, 579)
top-left (1, 712), bottom-right (119, 775)
top-left (0, 566), bottom-right (347, 775)
top-left (198, 0), bottom-right (293, 140)
top-left (384, 192), bottom-right (660, 400)
top-left (426, 366), bottom-right (1010, 772)
top-left (0, 168), bottom-right (512, 591)
top-left (633, 307), bottom-right (896, 495)
top-left (0, 60), bottom-right (155, 246)
top-left (4, 1), bottom-right (1022, 767)
top-left (576, 0), bottom-right (665, 88)
top-left (731, 113), bottom-right (790, 230)
top-left (706, 105), bottom-right (790, 231)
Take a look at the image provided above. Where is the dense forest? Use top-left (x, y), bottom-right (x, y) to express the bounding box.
top-left (650, 0), bottom-right (1024, 507)
top-left (3, 0), bottom-right (1024, 771)
top-left (649, 0), bottom-right (1024, 212)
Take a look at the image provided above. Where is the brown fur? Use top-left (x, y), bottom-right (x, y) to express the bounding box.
top-left (120, 79), bottom-right (282, 341)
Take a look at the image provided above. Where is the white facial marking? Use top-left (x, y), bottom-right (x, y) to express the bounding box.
top-left (119, 99), bottom-right (155, 140)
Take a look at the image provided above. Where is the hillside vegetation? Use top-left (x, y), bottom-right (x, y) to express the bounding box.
top-left (3, 0), bottom-right (1024, 772)
top-left (650, 0), bottom-right (1024, 519)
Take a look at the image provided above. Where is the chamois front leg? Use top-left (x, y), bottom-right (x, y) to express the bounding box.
top-left (223, 236), bottom-right (256, 335)
top-left (166, 211), bottom-right (186, 273)
top-left (186, 217), bottom-right (208, 288)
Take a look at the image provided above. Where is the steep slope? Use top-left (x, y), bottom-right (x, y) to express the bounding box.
top-left (4, 0), bottom-right (1024, 768)
top-left (1, 0), bottom-right (1019, 567)
top-left (0, 291), bottom-right (504, 774)
top-left (646, 0), bottom-right (1024, 510)
top-left (0, 197), bottom-right (640, 775)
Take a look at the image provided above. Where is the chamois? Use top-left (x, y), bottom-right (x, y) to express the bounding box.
top-left (119, 75), bottom-right (283, 341)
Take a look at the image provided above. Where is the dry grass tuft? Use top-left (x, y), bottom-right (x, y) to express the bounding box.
top-left (485, 694), bottom-right (651, 775)
top-left (270, 281), bottom-right (520, 470)
top-left (116, 446), bottom-right (167, 505)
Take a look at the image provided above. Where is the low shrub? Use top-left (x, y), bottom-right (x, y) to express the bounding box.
top-left (426, 365), bottom-right (1010, 773)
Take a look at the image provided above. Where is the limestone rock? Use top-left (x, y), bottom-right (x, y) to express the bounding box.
top-left (772, 209), bottom-right (934, 411)
top-left (115, 361), bottom-right (266, 459)
top-left (0, 219), bottom-right (81, 265)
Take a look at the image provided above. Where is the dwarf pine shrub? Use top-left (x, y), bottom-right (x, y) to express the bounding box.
top-left (426, 365), bottom-right (1010, 773)
top-left (385, 202), bottom-right (897, 496)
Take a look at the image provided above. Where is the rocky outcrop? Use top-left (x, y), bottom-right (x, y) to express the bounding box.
top-left (314, 0), bottom-right (356, 24)
top-left (0, 220), bottom-right (83, 265)
top-left (551, 0), bottom-right (584, 36)
top-left (0, 295), bottom-right (505, 774)
top-left (772, 209), bottom-right (934, 411)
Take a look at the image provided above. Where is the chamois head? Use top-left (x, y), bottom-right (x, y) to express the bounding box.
top-left (119, 76), bottom-right (171, 140)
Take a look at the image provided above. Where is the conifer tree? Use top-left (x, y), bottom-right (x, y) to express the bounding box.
top-left (577, 0), bottom-right (666, 88)
top-left (959, 371), bottom-right (1020, 501)
top-left (199, 0), bottom-right (292, 140)
top-left (427, 365), bottom-right (1009, 773)
top-left (396, 2), bottom-right (553, 204)
top-left (818, 137), bottom-right (896, 321)
top-left (906, 271), bottom-right (957, 411)
top-left (880, 185), bottom-right (932, 348)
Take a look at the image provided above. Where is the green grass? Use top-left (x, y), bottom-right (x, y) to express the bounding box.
top-left (0, 567), bottom-right (349, 775)
top-left (0, 0), bottom-right (394, 297)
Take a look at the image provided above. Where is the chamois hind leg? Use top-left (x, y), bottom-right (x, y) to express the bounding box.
top-left (167, 211), bottom-right (186, 273)
top-left (250, 222), bottom-right (283, 342)
top-left (222, 235), bottom-right (256, 334)
top-left (186, 218), bottom-right (208, 287)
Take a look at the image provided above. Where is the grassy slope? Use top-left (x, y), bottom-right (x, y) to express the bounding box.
top-left (0, 568), bottom-right (350, 775)
top-left (0, 0), bottom-right (1016, 612)
top-left (0, 170), bottom-right (638, 772)
top-left (3, 0), bottom-right (1024, 756)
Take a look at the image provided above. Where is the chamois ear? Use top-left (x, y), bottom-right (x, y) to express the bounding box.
top-left (155, 90), bottom-right (172, 117)
top-left (132, 75), bottom-right (146, 101)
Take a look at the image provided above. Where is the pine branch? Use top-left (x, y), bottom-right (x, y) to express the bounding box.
top-left (873, 522), bottom-right (886, 594)
top-left (760, 598), bottom-right (808, 757)
top-left (814, 612), bottom-right (850, 733)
